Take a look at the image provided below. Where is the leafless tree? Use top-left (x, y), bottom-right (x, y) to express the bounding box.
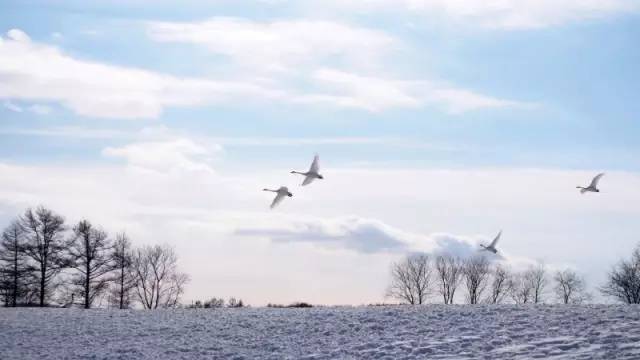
top-left (20, 207), bottom-right (68, 306)
top-left (0, 221), bottom-right (32, 306)
top-left (68, 220), bottom-right (114, 308)
top-left (227, 297), bottom-right (245, 308)
top-left (510, 272), bottom-right (533, 304)
top-left (387, 254), bottom-right (433, 305)
top-left (600, 245), bottom-right (640, 304)
top-left (462, 255), bottom-right (491, 304)
top-left (164, 272), bottom-right (189, 308)
top-left (526, 263), bottom-right (547, 304)
top-left (108, 233), bottom-right (135, 309)
top-left (435, 255), bottom-right (462, 304)
top-left (204, 297), bottom-right (225, 308)
top-left (131, 244), bottom-right (189, 309)
top-left (487, 264), bottom-right (512, 304)
top-left (509, 264), bottom-right (547, 304)
top-left (553, 269), bottom-right (590, 304)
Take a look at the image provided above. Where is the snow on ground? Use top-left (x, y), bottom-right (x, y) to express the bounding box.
top-left (1, 305), bottom-right (640, 359)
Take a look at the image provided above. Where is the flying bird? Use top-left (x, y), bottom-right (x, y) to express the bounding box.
top-left (263, 186), bottom-right (293, 209)
top-left (480, 230), bottom-right (501, 254)
top-left (291, 154), bottom-right (324, 186)
top-left (577, 173), bottom-right (604, 194)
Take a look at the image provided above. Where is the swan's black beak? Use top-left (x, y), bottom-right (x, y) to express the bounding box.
top-left (288, 193), bottom-right (293, 197)
top-left (318, 175), bottom-right (324, 179)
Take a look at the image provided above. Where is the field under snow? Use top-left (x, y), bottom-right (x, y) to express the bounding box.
top-left (2, 305), bottom-right (640, 359)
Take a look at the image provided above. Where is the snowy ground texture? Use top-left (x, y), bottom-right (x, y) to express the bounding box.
top-left (2, 305), bottom-right (640, 359)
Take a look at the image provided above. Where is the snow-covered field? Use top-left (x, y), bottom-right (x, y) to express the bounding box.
top-left (1, 305), bottom-right (640, 359)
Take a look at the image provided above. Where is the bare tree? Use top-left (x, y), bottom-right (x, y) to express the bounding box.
top-left (526, 263), bottom-right (547, 304)
top-left (553, 269), bottom-right (590, 304)
top-left (20, 207), bottom-right (68, 306)
top-left (131, 244), bottom-right (189, 309)
top-left (387, 254), bottom-right (433, 305)
top-left (68, 220), bottom-right (114, 308)
top-left (510, 272), bottom-right (533, 304)
top-left (435, 255), bottom-right (462, 304)
top-left (227, 297), bottom-right (245, 308)
top-left (204, 297), bottom-right (225, 308)
top-left (462, 255), bottom-right (491, 304)
top-left (509, 264), bottom-right (547, 304)
top-left (108, 233), bottom-right (135, 309)
top-left (487, 264), bottom-right (512, 304)
top-left (0, 221), bottom-right (32, 306)
top-left (164, 272), bottom-right (189, 308)
top-left (600, 245), bottom-right (640, 304)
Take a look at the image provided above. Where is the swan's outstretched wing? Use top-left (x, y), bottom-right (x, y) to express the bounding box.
top-left (590, 173), bottom-right (605, 188)
top-left (309, 154), bottom-right (319, 173)
top-left (489, 230), bottom-right (502, 248)
top-left (301, 175), bottom-right (315, 186)
top-left (270, 192), bottom-right (286, 209)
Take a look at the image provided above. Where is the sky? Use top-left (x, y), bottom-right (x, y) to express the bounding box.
top-left (0, 0), bottom-right (639, 305)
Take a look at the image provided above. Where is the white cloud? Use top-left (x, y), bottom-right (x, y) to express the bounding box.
top-left (28, 104), bottom-right (52, 115)
top-left (237, 216), bottom-right (413, 253)
top-left (428, 87), bottom-right (528, 113)
top-left (0, 126), bottom-right (130, 139)
top-left (299, 69), bottom-right (421, 111)
top-left (3, 101), bottom-right (22, 112)
top-left (146, 18), bottom-right (526, 113)
top-left (0, 125), bottom-right (462, 152)
top-left (0, 29), bottom-right (281, 119)
top-left (325, 0), bottom-right (640, 29)
top-left (147, 17), bottom-right (394, 73)
top-left (103, 138), bottom-right (221, 173)
top-left (301, 69), bottom-right (527, 113)
top-left (2, 100), bottom-right (52, 115)
top-left (7, 28), bottom-right (31, 42)
top-left (0, 27), bottom-right (522, 118)
top-left (235, 215), bottom-right (523, 260)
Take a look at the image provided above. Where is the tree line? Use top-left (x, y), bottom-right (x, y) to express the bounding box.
top-left (388, 244), bottom-right (640, 305)
top-left (387, 254), bottom-right (592, 305)
top-left (0, 206), bottom-right (189, 309)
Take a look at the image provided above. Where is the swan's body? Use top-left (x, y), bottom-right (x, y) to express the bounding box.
top-left (291, 155), bottom-right (323, 186)
top-left (480, 230), bottom-right (501, 254)
top-left (263, 186), bottom-right (293, 209)
top-left (577, 173), bottom-right (604, 194)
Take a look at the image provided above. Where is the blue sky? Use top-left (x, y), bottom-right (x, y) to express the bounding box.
top-left (1, 0), bottom-right (639, 304)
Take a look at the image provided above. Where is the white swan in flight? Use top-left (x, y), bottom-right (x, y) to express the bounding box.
top-left (291, 154), bottom-right (323, 186)
top-left (480, 230), bottom-right (501, 254)
top-left (263, 186), bottom-right (293, 209)
top-left (577, 173), bottom-right (604, 194)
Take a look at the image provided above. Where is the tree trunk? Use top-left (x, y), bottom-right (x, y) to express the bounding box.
top-left (40, 264), bottom-right (46, 306)
top-left (12, 246), bottom-right (18, 307)
top-left (84, 260), bottom-right (90, 309)
top-left (119, 267), bottom-right (124, 309)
